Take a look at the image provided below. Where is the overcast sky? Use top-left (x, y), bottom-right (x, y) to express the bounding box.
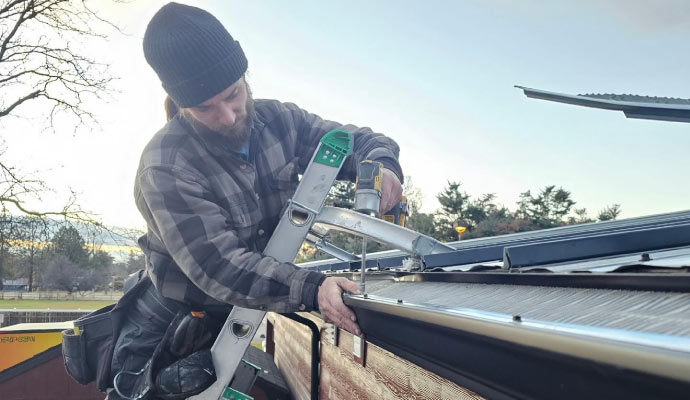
top-left (2, 0), bottom-right (689, 230)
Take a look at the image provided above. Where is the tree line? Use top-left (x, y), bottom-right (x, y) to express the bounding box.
top-left (425, 181), bottom-right (620, 241)
top-left (0, 216), bottom-right (144, 292)
top-left (296, 179), bottom-right (621, 262)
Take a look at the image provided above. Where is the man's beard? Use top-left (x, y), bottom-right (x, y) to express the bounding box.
top-left (217, 94), bottom-right (254, 149)
top-left (182, 82), bottom-right (255, 149)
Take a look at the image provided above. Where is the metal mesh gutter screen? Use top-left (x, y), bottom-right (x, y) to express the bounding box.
top-left (364, 280), bottom-right (690, 337)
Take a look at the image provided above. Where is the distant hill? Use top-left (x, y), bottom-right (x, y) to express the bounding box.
top-left (10, 217), bottom-right (143, 262)
top-left (66, 220), bottom-right (143, 261)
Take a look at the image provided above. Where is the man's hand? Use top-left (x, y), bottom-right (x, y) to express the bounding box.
top-left (379, 168), bottom-right (403, 216)
top-left (317, 277), bottom-right (362, 336)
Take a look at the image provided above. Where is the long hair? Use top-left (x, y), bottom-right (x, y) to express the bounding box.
top-left (164, 96), bottom-right (179, 121)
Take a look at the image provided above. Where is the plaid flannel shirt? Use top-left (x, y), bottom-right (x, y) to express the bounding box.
top-left (134, 99), bottom-right (403, 313)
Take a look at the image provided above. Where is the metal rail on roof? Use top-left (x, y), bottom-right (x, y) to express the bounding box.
top-left (503, 223), bottom-right (690, 269)
top-left (392, 271), bottom-right (690, 293)
top-left (300, 209), bottom-right (690, 272)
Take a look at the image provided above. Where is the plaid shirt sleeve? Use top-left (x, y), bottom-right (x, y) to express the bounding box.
top-left (136, 102), bottom-right (403, 313)
top-left (284, 103), bottom-right (404, 183)
top-left (137, 164), bottom-right (325, 313)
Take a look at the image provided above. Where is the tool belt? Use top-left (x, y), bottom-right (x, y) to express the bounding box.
top-left (61, 269), bottom-right (150, 392)
top-left (62, 268), bottom-right (226, 398)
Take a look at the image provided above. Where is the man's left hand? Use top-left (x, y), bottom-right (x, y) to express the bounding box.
top-left (379, 168), bottom-right (403, 216)
top-left (317, 277), bottom-right (362, 336)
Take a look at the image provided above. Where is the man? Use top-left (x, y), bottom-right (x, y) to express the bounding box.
top-left (109, 2), bottom-right (403, 398)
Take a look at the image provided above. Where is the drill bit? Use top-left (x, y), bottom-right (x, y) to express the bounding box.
top-left (360, 236), bottom-right (367, 295)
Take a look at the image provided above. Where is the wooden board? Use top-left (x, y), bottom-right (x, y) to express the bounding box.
top-left (268, 313), bottom-right (485, 400)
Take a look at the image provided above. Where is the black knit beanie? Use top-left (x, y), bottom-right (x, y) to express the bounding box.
top-left (143, 2), bottom-right (248, 108)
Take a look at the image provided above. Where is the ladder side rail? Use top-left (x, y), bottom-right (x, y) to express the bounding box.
top-left (189, 131), bottom-right (352, 400)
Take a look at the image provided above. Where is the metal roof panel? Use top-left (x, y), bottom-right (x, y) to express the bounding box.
top-left (516, 85), bottom-right (690, 122)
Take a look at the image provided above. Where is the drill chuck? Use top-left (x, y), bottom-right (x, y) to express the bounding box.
top-left (354, 189), bottom-right (381, 216)
top-left (354, 160), bottom-right (383, 216)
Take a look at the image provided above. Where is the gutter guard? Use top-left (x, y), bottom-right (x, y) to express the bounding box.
top-left (344, 294), bottom-right (690, 400)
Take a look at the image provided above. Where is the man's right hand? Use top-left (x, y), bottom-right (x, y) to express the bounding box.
top-left (317, 277), bottom-right (362, 336)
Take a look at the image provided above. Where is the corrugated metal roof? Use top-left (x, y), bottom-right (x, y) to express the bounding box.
top-left (583, 93), bottom-right (690, 106)
top-left (515, 85), bottom-right (690, 122)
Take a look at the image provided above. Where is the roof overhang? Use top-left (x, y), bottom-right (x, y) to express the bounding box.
top-left (516, 86), bottom-right (690, 123)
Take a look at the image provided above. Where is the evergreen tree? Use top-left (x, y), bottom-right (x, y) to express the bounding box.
top-left (517, 186), bottom-right (576, 228)
top-left (568, 208), bottom-right (594, 225)
top-left (326, 181), bottom-right (356, 208)
top-left (88, 250), bottom-right (114, 271)
top-left (598, 204), bottom-right (622, 221)
top-left (434, 181), bottom-right (499, 241)
top-left (51, 225), bottom-right (89, 266)
top-left (407, 212), bottom-right (436, 237)
top-left (434, 181), bottom-right (470, 241)
top-left (125, 251), bottom-right (146, 275)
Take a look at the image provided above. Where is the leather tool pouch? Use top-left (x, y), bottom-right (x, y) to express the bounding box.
top-left (62, 270), bottom-right (150, 392)
top-left (116, 309), bottom-right (221, 400)
top-left (116, 310), bottom-right (187, 400)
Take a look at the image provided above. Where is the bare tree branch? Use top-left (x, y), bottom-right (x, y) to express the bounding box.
top-left (0, 1), bottom-right (27, 17)
top-left (0, 0), bottom-right (123, 226)
top-left (1, 0), bottom-right (115, 123)
top-left (0, 89), bottom-right (39, 116)
top-left (0, 0), bottom-right (32, 61)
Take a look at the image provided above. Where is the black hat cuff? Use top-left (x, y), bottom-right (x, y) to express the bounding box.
top-left (164, 41), bottom-right (248, 108)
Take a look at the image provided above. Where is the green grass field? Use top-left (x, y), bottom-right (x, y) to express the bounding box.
top-left (0, 299), bottom-right (115, 310)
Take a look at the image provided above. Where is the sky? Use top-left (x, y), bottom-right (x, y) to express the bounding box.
top-left (2, 0), bottom-right (689, 230)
